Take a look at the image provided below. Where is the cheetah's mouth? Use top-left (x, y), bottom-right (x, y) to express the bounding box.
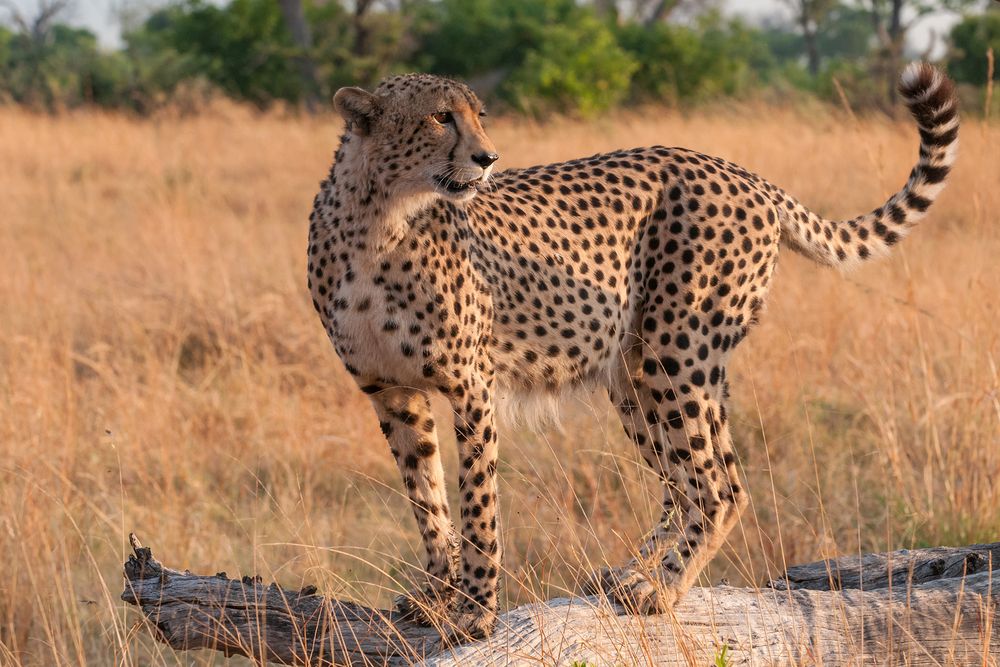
top-left (432, 174), bottom-right (482, 198)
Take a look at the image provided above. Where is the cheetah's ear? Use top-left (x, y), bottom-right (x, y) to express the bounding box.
top-left (334, 87), bottom-right (379, 136)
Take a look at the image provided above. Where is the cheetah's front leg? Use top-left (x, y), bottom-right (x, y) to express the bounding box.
top-left (368, 386), bottom-right (460, 626)
top-left (446, 372), bottom-right (502, 641)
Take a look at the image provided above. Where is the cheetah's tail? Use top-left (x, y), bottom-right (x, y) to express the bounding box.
top-left (774, 62), bottom-right (959, 268)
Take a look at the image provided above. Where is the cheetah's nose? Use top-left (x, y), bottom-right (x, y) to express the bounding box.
top-left (472, 152), bottom-right (499, 168)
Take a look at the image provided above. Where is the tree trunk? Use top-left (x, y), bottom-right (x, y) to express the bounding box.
top-left (884, 0), bottom-right (905, 107)
top-left (643, 0), bottom-right (681, 26)
top-left (353, 0), bottom-right (374, 59)
top-left (277, 0), bottom-right (319, 112)
top-left (121, 534), bottom-right (1000, 665)
top-left (802, 20), bottom-right (821, 77)
top-left (871, 0), bottom-right (907, 109)
top-left (785, 0), bottom-right (830, 77)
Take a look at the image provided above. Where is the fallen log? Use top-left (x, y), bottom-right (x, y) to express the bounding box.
top-left (121, 534), bottom-right (1000, 665)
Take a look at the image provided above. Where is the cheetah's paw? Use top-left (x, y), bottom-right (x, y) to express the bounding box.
top-left (393, 587), bottom-right (455, 627)
top-left (583, 565), bottom-right (678, 615)
top-left (439, 603), bottom-right (497, 644)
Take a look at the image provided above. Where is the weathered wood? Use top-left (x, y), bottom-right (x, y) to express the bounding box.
top-left (121, 534), bottom-right (1000, 666)
top-left (771, 542), bottom-right (1000, 592)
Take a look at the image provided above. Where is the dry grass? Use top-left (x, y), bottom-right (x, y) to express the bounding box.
top-left (0, 101), bottom-right (997, 665)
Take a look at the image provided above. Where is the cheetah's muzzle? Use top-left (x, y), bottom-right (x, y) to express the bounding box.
top-left (310, 64), bottom-right (959, 639)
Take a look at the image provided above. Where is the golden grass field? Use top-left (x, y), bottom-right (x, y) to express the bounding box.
top-left (0, 101), bottom-right (998, 665)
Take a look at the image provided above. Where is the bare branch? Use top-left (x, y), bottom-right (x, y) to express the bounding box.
top-left (920, 27), bottom-right (938, 60)
top-left (0, 0), bottom-right (32, 34)
top-left (1, 0), bottom-right (70, 42)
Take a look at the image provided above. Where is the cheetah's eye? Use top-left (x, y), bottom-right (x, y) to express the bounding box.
top-left (479, 109), bottom-right (488, 118)
top-left (432, 111), bottom-right (453, 125)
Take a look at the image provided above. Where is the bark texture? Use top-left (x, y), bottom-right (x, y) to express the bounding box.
top-left (276, 0), bottom-right (318, 111)
top-left (121, 535), bottom-right (1000, 666)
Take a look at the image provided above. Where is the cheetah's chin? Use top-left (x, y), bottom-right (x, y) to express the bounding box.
top-left (432, 175), bottom-right (483, 200)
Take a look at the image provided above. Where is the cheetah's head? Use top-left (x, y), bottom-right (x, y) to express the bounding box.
top-left (334, 74), bottom-right (498, 203)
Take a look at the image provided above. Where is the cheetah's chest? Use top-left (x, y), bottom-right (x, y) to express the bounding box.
top-left (321, 240), bottom-right (491, 386)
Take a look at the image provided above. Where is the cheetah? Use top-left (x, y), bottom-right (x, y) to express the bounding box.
top-left (307, 64), bottom-right (958, 640)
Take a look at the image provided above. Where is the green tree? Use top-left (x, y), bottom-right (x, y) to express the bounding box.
top-left (0, 0), bottom-right (131, 109)
top-left (127, 0), bottom-right (302, 107)
top-left (277, 0), bottom-right (319, 110)
top-left (506, 12), bottom-right (637, 115)
top-left (617, 12), bottom-right (776, 104)
top-left (782, 0), bottom-right (838, 76)
top-left (307, 0), bottom-right (413, 93)
top-left (414, 0), bottom-right (635, 115)
top-left (42, 24), bottom-right (131, 107)
top-left (860, 0), bottom-right (986, 107)
top-left (413, 0), bottom-right (574, 79)
top-left (948, 9), bottom-right (1000, 86)
top-left (590, 0), bottom-right (718, 25)
top-left (816, 4), bottom-right (873, 62)
top-left (3, 0), bottom-right (992, 115)
top-left (760, 2), bottom-right (874, 97)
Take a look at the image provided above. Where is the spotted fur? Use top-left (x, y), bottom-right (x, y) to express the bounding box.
top-left (307, 64), bottom-right (958, 639)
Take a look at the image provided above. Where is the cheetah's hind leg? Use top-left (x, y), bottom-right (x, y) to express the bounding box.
top-left (584, 360), bottom-right (747, 614)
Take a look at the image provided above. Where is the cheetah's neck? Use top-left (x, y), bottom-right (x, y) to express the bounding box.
top-left (328, 135), bottom-right (437, 256)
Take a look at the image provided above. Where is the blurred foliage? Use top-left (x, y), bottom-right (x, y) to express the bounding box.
top-left (618, 11), bottom-right (776, 104)
top-left (503, 11), bottom-right (637, 114)
top-left (410, 0), bottom-right (635, 114)
top-left (128, 0), bottom-right (302, 105)
top-left (762, 4), bottom-right (873, 66)
top-left (0, 0), bottom-right (995, 115)
top-left (0, 22), bottom-right (131, 108)
top-left (307, 2), bottom-right (410, 93)
top-left (949, 9), bottom-right (1000, 85)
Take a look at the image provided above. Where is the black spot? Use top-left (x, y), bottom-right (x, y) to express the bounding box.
top-left (660, 356), bottom-right (681, 375)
